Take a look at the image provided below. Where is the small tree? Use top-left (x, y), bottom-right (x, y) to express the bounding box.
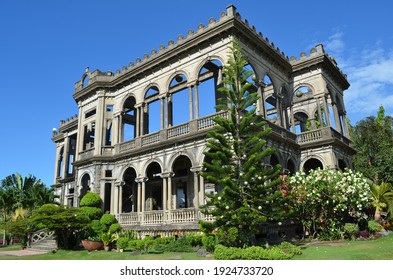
top-left (199, 39), bottom-right (288, 247)
top-left (30, 204), bottom-right (90, 249)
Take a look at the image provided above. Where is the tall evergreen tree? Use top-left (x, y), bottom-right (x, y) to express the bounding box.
top-left (199, 40), bottom-right (288, 246)
top-left (350, 106), bottom-right (393, 184)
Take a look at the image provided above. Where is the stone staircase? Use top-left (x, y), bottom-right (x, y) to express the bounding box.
top-left (28, 229), bottom-right (58, 251)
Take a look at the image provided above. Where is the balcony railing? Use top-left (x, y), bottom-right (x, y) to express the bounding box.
top-left (297, 127), bottom-right (351, 146)
top-left (116, 208), bottom-right (214, 226)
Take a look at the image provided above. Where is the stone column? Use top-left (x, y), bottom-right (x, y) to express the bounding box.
top-left (95, 90), bottom-right (106, 155)
top-left (160, 97), bottom-right (165, 130)
top-left (112, 112), bottom-right (120, 144)
top-left (290, 104), bottom-right (296, 133)
top-left (167, 172), bottom-right (174, 210)
top-left (189, 86), bottom-right (193, 121)
top-left (322, 96), bottom-right (331, 127)
top-left (332, 103), bottom-right (342, 134)
top-left (316, 98), bottom-right (324, 127)
top-left (194, 82), bottom-right (199, 119)
top-left (135, 177), bottom-right (148, 212)
top-left (342, 113), bottom-right (350, 139)
top-left (257, 81), bottom-right (267, 118)
top-left (190, 167), bottom-right (203, 208)
top-left (75, 101), bottom-right (84, 159)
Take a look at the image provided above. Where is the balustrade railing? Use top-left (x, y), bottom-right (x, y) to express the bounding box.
top-left (168, 123), bottom-right (190, 139)
top-left (142, 132), bottom-right (160, 146)
top-left (117, 208), bottom-right (213, 226)
top-left (297, 129), bottom-right (323, 143)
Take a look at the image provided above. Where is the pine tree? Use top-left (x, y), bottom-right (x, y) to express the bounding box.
top-left (199, 39), bottom-right (288, 247)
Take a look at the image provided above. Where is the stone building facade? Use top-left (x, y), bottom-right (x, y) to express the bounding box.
top-left (52, 5), bottom-right (354, 236)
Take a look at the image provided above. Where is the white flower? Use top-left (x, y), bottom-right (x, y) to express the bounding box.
top-left (218, 196), bottom-right (222, 201)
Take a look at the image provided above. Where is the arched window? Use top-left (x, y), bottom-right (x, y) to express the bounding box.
top-left (172, 155), bottom-right (192, 208)
top-left (145, 162), bottom-right (162, 211)
top-left (169, 74), bottom-right (189, 126)
top-left (122, 96), bottom-right (137, 141)
top-left (144, 86), bottom-right (160, 134)
top-left (197, 59), bottom-right (223, 117)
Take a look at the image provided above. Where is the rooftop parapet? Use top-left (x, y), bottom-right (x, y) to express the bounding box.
top-left (289, 44), bottom-right (348, 81)
top-left (73, 5), bottom-right (290, 95)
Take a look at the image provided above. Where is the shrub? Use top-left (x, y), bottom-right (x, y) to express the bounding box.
top-left (185, 234), bottom-right (203, 247)
top-left (214, 243), bottom-right (301, 260)
top-left (109, 223), bottom-right (121, 234)
top-left (344, 223), bottom-right (359, 239)
top-left (91, 219), bottom-right (106, 236)
top-left (129, 239), bottom-right (144, 251)
top-left (216, 227), bottom-right (239, 247)
top-left (202, 234), bottom-right (217, 252)
top-left (164, 237), bottom-right (194, 252)
top-left (80, 192), bottom-right (102, 208)
top-left (117, 237), bottom-right (129, 250)
top-left (80, 206), bottom-right (103, 220)
top-left (100, 214), bottom-right (117, 229)
top-left (368, 220), bottom-right (383, 233)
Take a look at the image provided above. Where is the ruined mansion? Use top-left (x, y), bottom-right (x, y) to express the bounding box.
top-left (52, 5), bottom-right (354, 236)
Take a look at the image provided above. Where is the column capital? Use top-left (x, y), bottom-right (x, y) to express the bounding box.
top-left (190, 166), bottom-right (203, 173)
top-left (135, 176), bottom-right (148, 183)
top-left (159, 172), bottom-right (174, 178)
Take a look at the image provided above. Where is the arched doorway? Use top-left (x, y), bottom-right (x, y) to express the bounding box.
top-left (287, 159), bottom-right (296, 175)
top-left (303, 158), bottom-right (323, 174)
top-left (172, 155), bottom-right (192, 208)
top-left (338, 159), bottom-right (347, 171)
top-left (80, 173), bottom-right (91, 203)
top-left (122, 167), bottom-right (137, 212)
top-left (145, 162), bottom-right (162, 211)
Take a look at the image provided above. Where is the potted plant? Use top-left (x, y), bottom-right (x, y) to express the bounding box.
top-left (81, 236), bottom-right (104, 251)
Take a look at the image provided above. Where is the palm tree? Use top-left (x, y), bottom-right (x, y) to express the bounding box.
top-left (370, 182), bottom-right (393, 221)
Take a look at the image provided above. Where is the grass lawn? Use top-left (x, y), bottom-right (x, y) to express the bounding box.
top-left (294, 233), bottom-right (393, 260)
top-left (0, 246), bottom-right (212, 260)
top-left (1, 234), bottom-right (392, 260)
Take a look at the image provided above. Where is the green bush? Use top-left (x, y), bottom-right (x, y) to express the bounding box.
top-left (129, 239), bottom-right (144, 251)
top-left (216, 227), bottom-right (239, 247)
top-left (100, 214), bottom-right (117, 229)
top-left (214, 243), bottom-right (301, 260)
top-left (117, 237), bottom-right (129, 250)
top-left (185, 234), bottom-right (203, 247)
top-left (80, 192), bottom-right (102, 208)
top-left (80, 206), bottom-right (103, 220)
top-left (153, 236), bottom-right (175, 245)
top-left (344, 223), bottom-right (359, 239)
top-left (202, 234), bottom-right (217, 252)
top-left (368, 220), bottom-right (383, 233)
top-left (164, 237), bottom-right (194, 252)
top-left (109, 223), bottom-right (121, 234)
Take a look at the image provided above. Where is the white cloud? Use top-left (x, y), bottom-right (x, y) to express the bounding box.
top-left (322, 33), bottom-right (393, 122)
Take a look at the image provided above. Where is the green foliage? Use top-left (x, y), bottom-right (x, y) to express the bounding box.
top-left (200, 39), bottom-right (286, 247)
top-left (163, 237), bottom-right (194, 252)
top-left (79, 206), bottom-right (103, 220)
top-left (116, 237), bottom-right (129, 250)
top-left (367, 220), bottom-right (383, 233)
top-left (109, 223), bottom-right (121, 234)
top-left (214, 243), bottom-right (301, 260)
top-left (100, 230), bottom-right (118, 246)
top-left (202, 234), bottom-right (217, 252)
top-left (370, 182), bottom-right (393, 220)
top-left (350, 106), bottom-right (393, 184)
top-left (30, 204), bottom-right (90, 249)
top-left (343, 223), bottom-right (359, 240)
top-left (128, 239), bottom-right (145, 251)
top-left (0, 173), bottom-right (57, 223)
top-left (185, 234), bottom-right (203, 247)
top-left (90, 219), bottom-right (106, 236)
top-left (216, 227), bottom-right (239, 247)
top-left (80, 192), bottom-right (102, 208)
top-left (100, 214), bottom-right (117, 229)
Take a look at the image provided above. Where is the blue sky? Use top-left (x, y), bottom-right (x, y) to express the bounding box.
top-left (0, 0), bottom-right (392, 187)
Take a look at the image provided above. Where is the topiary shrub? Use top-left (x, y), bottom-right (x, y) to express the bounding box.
top-left (80, 206), bottom-right (103, 220)
top-left (80, 192), bottom-right (102, 208)
top-left (109, 223), bottom-right (121, 234)
top-left (100, 214), bottom-right (117, 230)
top-left (214, 243), bottom-right (301, 260)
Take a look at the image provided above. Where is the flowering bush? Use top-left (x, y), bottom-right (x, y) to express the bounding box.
top-left (281, 168), bottom-right (371, 239)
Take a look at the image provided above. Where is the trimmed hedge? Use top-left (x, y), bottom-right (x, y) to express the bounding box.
top-left (214, 242), bottom-right (301, 260)
top-left (80, 192), bottom-right (102, 208)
